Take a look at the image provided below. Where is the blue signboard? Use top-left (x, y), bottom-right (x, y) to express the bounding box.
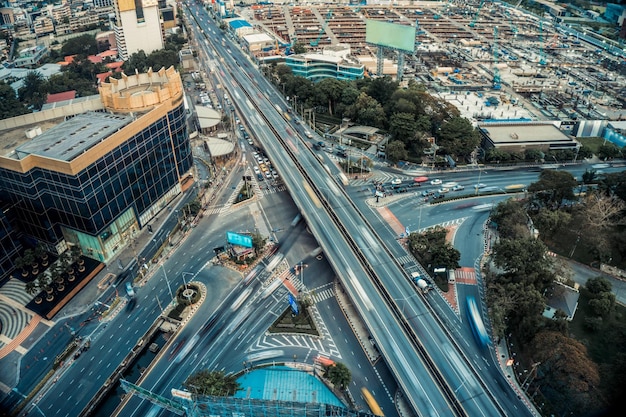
top-left (288, 294), bottom-right (299, 315)
top-left (226, 231), bottom-right (253, 248)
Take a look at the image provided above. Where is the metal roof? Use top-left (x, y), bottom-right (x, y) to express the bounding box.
top-left (15, 111), bottom-right (133, 161)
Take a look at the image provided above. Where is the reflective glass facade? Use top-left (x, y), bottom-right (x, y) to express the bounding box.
top-left (286, 56), bottom-right (364, 82)
top-left (0, 102), bottom-right (192, 250)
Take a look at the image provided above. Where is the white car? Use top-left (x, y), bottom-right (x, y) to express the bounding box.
top-left (272, 171), bottom-right (279, 179)
top-left (391, 178), bottom-right (402, 185)
top-left (474, 183), bottom-right (487, 189)
top-left (452, 185), bottom-right (465, 191)
top-left (265, 171), bottom-right (272, 179)
top-left (253, 166), bottom-right (260, 174)
top-left (430, 179), bottom-right (442, 185)
top-left (443, 182), bottom-right (458, 188)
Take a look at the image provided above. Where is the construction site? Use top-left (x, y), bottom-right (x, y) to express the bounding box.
top-left (224, 0), bottom-right (626, 123)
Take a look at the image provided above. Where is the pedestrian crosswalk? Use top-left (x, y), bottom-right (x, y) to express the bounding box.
top-left (284, 276), bottom-right (335, 305)
top-left (350, 172), bottom-right (413, 187)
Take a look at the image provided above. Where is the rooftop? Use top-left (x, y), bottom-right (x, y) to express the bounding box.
top-left (15, 112), bottom-right (133, 162)
top-left (479, 122), bottom-right (574, 144)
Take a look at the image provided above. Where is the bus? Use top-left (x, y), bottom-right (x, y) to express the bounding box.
top-left (361, 388), bottom-right (384, 416)
top-left (466, 295), bottom-right (490, 347)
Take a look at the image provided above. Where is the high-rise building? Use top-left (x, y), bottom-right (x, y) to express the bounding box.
top-left (0, 67), bottom-right (192, 275)
top-left (114, 0), bottom-right (164, 60)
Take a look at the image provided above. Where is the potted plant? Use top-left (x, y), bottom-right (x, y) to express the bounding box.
top-left (70, 245), bottom-right (85, 272)
top-left (35, 243), bottom-right (49, 267)
top-left (34, 296), bottom-right (43, 304)
top-left (15, 256), bottom-right (29, 278)
top-left (23, 249), bottom-right (38, 276)
top-left (25, 280), bottom-right (38, 295)
top-left (45, 291), bottom-right (54, 302)
top-left (52, 266), bottom-right (64, 286)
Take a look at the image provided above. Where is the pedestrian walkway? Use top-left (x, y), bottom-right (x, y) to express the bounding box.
top-left (454, 267), bottom-right (477, 285)
top-left (0, 315), bottom-right (43, 360)
top-left (375, 207), bottom-right (405, 236)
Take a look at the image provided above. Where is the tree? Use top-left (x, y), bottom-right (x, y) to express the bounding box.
top-left (436, 116), bottom-right (479, 158)
top-left (0, 81), bottom-right (29, 118)
top-left (61, 34), bottom-right (98, 56)
top-left (581, 169), bottom-right (597, 184)
top-left (365, 76), bottom-right (398, 108)
top-left (324, 362), bottom-right (351, 390)
top-left (597, 170), bottom-right (626, 202)
top-left (348, 92), bottom-right (386, 128)
top-left (532, 208), bottom-right (571, 239)
top-left (18, 71), bottom-right (48, 110)
top-left (490, 199), bottom-right (529, 240)
top-left (292, 41), bottom-right (306, 54)
top-left (492, 237), bottom-right (553, 280)
top-left (530, 331), bottom-right (604, 416)
top-left (597, 143), bottom-right (621, 160)
top-left (577, 145), bottom-right (593, 160)
top-left (388, 112), bottom-right (417, 142)
top-left (407, 227), bottom-right (460, 273)
top-left (385, 140), bottom-right (408, 164)
top-left (183, 370), bottom-right (241, 396)
top-left (588, 293), bottom-right (614, 317)
top-left (527, 169), bottom-right (578, 208)
top-left (317, 78), bottom-right (345, 116)
top-left (585, 276), bottom-right (612, 296)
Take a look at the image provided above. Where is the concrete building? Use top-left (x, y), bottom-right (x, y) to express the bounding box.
top-left (242, 33), bottom-right (275, 53)
top-left (33, 15), bottom-right (54, 36)
top-left (478, 122), bottom-right (580, 154)
top-left (114, 0), bottom-right (164, 61)
top-left (0, 67), bottom-right (192, 278)
top-left (13, 44), bottom-right (49, 68)
top-left (286, 45), bottom-right (364, 82)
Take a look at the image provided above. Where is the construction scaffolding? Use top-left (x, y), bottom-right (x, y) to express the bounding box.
top-left (121, 379), bottom-right (379, 417)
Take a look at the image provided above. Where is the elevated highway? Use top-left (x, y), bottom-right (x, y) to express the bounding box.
top-left (186, 3), bottom-right (533, 417)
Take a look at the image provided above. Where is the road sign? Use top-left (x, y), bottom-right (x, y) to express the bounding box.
top-left (226, 231), bottom-right (253, 248)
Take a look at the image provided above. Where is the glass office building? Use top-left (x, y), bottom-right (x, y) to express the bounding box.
top-left (0, 67), bottom-right (192, 264)
top-left (286, 49), bottom-right (364, 82)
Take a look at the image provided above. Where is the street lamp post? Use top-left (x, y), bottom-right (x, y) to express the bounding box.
top-left (161, 264), bottom-right (173, 300)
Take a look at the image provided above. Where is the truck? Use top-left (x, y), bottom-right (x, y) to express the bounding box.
top-left (411, 272), bottom-right (431, 293)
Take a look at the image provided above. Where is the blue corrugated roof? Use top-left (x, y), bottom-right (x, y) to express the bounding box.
top-left (229, 20), bottom-right (253, 29)
top-left (234, 366), bottom-right (344, 407)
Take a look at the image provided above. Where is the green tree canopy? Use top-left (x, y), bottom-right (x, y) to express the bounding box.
top-left (385, 140), bottom-right (408, 164)
top-left (183, 370), bottom-right (241, 396)
top-left (408, 227), bottom-right (460, 273)
top-left (528, 169), bottom-right (578, 207)
top-left (324, 362), bottom-right (351, 390)
top-left (490, 199), bottom-right (529, 240)
top-left (436, 116), bottom-right (479, 158)
top-left (0, 81), bottom-right (29, 118)
top-left (492, 237), bottom-right (553, 282)
top-left (349, 92), bottom-right (386, 128)
top-left (121, 49), bottom-right (180, 74)
top-left (388, 112), bottom-right (417, 142)
top-left (585, 276), bottom-right (612, 295)
top-left (18, 71), bottom-right (47, 110)
top-left (61, 34), bottom-right (98, 56)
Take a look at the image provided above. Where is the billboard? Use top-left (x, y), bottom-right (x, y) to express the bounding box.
top-left (226, 231), bottom-right (253, 248)
top-left (365, 20), bottom-right (416, 53)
